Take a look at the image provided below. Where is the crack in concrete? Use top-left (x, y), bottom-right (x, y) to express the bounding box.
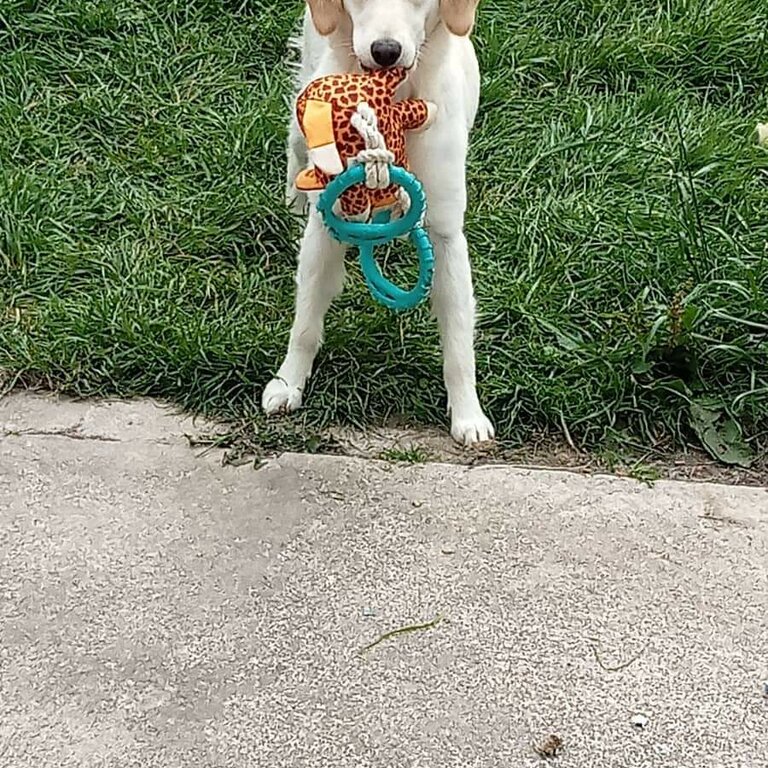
top-left (1, 428), bottom-right (122, 443)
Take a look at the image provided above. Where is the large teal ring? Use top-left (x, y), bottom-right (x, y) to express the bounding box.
top-left (316, 164), bottom-right (434, 312)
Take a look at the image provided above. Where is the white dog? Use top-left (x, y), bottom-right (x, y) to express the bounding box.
top-left (262, 0), bottom-right (494, 445)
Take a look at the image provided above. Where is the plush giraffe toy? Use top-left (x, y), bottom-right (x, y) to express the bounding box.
top-left (293, 67), bottom-right (437, 311)
top-left (294, 67), bottom-right (436, 218)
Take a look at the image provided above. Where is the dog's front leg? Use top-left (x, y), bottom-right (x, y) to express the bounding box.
top-left (409, 121), bottom-right (494, 446)
top-left (430, 230), bottom-right (495, 445)
top-left (262, 209), bottom-right (346, 414)
top-left (286, 115), bottom-right (309, 216)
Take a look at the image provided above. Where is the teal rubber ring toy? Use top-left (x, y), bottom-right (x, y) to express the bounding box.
top-left (316, 164), bottom-right (434, 312)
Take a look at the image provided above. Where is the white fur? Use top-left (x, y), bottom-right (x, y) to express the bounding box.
top-left (265, 0), bottom-right (494, 446)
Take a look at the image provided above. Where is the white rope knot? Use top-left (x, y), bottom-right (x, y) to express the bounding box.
top-left (348, 101), bottom-right (412, 221)
top-left (351, 102), bottom-right (394, 190)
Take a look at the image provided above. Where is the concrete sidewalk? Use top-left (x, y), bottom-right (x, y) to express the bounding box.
top-left (1, 393), bottom-right (767, 768)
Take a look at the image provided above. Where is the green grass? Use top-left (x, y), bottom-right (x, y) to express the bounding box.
top-left (1, 0), bottom-right (767, 461)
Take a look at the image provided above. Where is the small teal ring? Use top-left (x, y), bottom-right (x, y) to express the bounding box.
top-left (357, 224), bottom-right (434, 311)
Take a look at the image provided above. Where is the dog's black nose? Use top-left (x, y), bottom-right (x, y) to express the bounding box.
top-left (370, 38), bottom-right (402, 68)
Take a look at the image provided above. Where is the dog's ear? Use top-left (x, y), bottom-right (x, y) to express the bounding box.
top-left (440, 0), bottom-right (479, 36)
top-left (307, 0), bottom-right (343, 36)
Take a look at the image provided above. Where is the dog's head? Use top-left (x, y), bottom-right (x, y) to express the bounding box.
top-left (307, 0), bottom-right (479, 70)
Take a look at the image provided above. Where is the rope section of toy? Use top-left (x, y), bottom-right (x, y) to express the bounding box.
top-left (350, 103), bottom-right (392, 188)
top-left (350, 102), bottom-right (410, 218)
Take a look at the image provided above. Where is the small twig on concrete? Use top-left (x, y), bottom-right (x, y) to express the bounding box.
top-left (699, 511), bottom-right (748, 528)
top-left (185, 429), bottom-right (242, 458)
top-left (359, 615), bottom-right (445, 655)
top-left (590, 641), bottom-right (648, 672)
top-left (3, 427), bottom-right (120, 443)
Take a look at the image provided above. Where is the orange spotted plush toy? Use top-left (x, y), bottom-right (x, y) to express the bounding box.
top-left (294, 67), bottom-right (436, 218)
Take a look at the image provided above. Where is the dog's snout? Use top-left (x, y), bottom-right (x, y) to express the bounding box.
top-left (370, 38), bottom-right (402, 68)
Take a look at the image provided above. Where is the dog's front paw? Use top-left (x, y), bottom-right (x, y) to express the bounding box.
top-left (450, 410), bottom-right (495, 447)
top-left (262, 378), bottom-right (303, 415)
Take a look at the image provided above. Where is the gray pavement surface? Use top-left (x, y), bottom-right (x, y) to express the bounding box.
top-left (1, 392), bottom-right (767, 768)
